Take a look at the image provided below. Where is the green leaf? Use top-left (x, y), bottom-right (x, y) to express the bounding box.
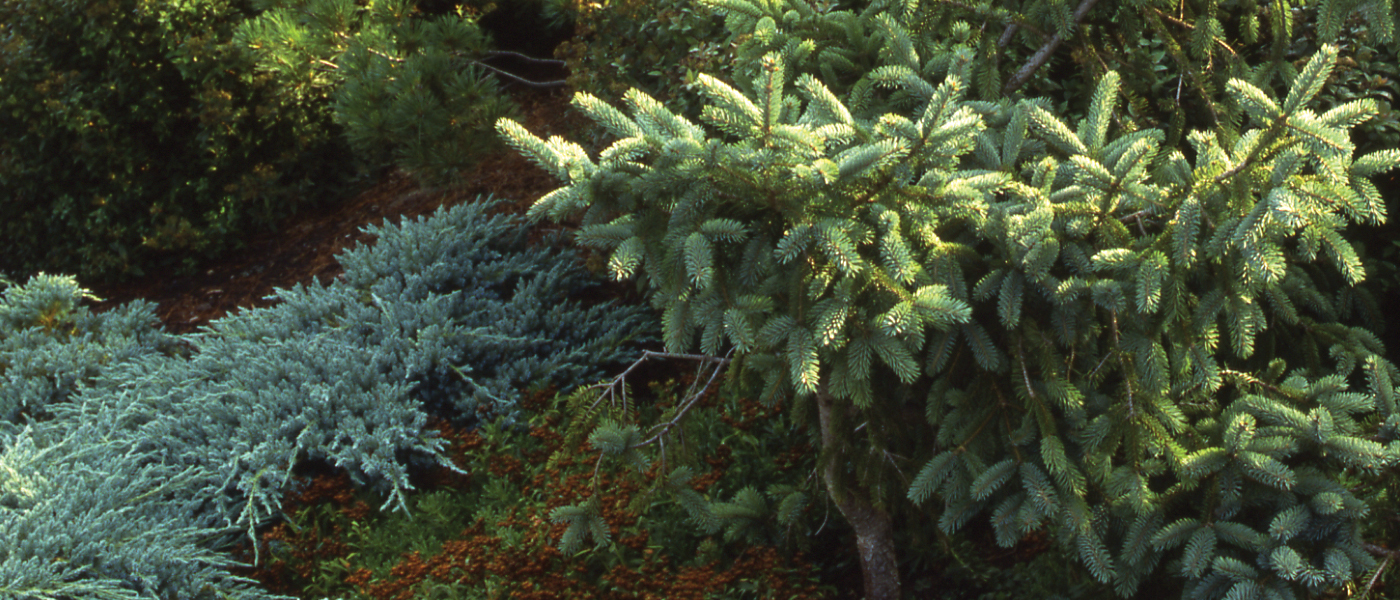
top-left (881, 301), bottom-right (918, 337)
top-left (1271, 546), bottom-right (1305, 580)
top-left (971, 458), bottom-right (1018, 501)
top-left (914, 285), bottom-right (973, 329)
top-left (696, 72), bottom-right (762, 131)
top-left (997, 270), bottom-right (1023, 328)
top-left (1152, 518), bottom-right (1202, 551)
top-left (1282, 44), bottom-right (1337, 115)
top-left (1180, 447), bottom-right (1229, 481)
top-left (813, 298), bottom-right (850, 347)
top-left (1079, 529), bottom-right (1116, 583)
top-left (774, 224), bottom-right (814, 263)
top-left (787, 326), bottom-right (819, 394)
top-left (961, 321), bottom-right (1003, 371)
top-left (1323, 547), bottom-right (1352, 583)
top-left (1002, 103), bottom-right (1029, 168)
top-left (795, 73), bottom-right (854, 125)
top-left (684, 232), bottom-right (715, 290)
top-left (1352, 149), bottom-right (1400, 177)
top-left (1214, 521), bottom-right (1267, 553)
top-left (872, 333), bottom-right (919, 383)
top-left (1135, 252), bottom-right (1165, 314)
top-left (1227, 78), bottom-right (1282, 124)
top-left (1040, 435), bottom-right (1084, 496)
top-left (607, 237), bottom-right (645, 280)
top-left (1027, 103), bottom-right (1089, 156)
top-left (1080, 70), bottom-right (1120, 153)
top-left (909, 451), bottom-right (959, 505)
top-left (816, 220), bottom-right (864, 274)
top-left (572, 92), bottom-right (643, 138)
top-left (1268, 505), bottom-right (1309, 541)
top-left (1180, 526), bottom-right (1217, 578)
top-left (1237, 451), bottom-right (1296, 490)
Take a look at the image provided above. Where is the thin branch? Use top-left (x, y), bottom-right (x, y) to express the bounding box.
top-left (582, 350), bottom-right (731, 486)
top-left (483, 50), bottom-right (567, 66)
top-left (364, 46), bottom-right (406, 64)
top-left (585, 350), bottom-right (733, 449)
top-left (1003, 0), bottom-right (1103, 96)
top-left (470, 60), bottom-right (568, 88)
top-left (1360, 543), bottom-right (1396, 600)
top-left (633, 349), bottom-right (734, 449)
top-left (998, 24), bottom-right (1021, 48)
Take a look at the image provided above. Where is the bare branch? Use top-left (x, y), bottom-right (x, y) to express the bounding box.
top-left (483, 50), bottom-right (567, 66)
top-left (470, 60), bottom-right (567, 89)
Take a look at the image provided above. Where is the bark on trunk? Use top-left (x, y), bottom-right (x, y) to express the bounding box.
top-left (816, 382), bottom-right (901, 600)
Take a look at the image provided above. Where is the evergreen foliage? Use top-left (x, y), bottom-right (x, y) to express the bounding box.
top-left (0, 198), bottom-right (654, 599)
top-left (235, 0), bottom-right (521, 184)
top-left (0, 274), bottom-right (179, 432)
top-left (0, 0), bottom-right (354, 283)
top-left (497, 0), bottom-right (1400, 597)
top-left (554, 0), bottom-right (733, 126)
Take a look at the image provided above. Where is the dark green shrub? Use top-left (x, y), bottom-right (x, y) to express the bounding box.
top-left (554, 0), bottom-right (731, 128)
top-left (0, 0), bottom-right (353, 282)
top-left (235, 0), bottom-right (522, 186)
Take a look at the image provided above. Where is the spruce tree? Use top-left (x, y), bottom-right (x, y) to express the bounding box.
top-left (499, 0), bottom-right (1400, 598)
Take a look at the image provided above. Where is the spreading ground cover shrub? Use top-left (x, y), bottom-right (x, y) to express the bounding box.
top-left (0, 196), bottom-right (655, 599)
top-left (0, 0), bottom-right (354, 283)
top-left (0, 274), bottom-right (179, 430)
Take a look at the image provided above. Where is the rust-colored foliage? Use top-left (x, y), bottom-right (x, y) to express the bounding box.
top-left (229, 381), bottom-right (832, 600)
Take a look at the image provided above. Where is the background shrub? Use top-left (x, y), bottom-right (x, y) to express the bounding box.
top-left (235, 0), bottom-right (523, 187)
top-left (0, 0), bottom-right (354, 283)
top-left (554, 0), bottom-right (732, 135)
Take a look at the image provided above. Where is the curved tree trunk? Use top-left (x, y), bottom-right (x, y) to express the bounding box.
top-left (816, 381), bottom-right (901, 600)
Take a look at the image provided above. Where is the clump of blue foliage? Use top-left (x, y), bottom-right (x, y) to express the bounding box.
top-left (0, 197), bottom-right (657, 599)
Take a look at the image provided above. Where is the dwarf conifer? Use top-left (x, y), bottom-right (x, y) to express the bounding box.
top-left (498, 0), bottom-right (1400, 597)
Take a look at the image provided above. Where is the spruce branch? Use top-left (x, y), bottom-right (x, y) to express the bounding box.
top-left (1002, 0), bottom-right (1103, 95)
top-left (1144, 12), bottom-right (1222, 127)
top-left (1149, 8), bottom-right (1240, 59)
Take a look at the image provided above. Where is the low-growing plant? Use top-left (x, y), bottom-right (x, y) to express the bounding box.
top-left (232, 379), bottom-right (836, 600)
top-left (0, 196), bottom-right (655, 599)
top-left (0, 273), bottom-right (178, 428)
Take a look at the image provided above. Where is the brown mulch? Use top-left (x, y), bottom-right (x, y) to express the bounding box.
top-left (88, 86), bottom-right (588, 334)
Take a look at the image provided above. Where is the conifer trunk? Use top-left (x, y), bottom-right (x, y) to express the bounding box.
top-left (816, 381), bottom-right (900, 600)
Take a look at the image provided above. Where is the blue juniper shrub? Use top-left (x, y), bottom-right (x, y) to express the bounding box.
top-left (0, 196), bottom-right (656, 600)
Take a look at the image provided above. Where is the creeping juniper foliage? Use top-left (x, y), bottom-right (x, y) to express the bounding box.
top-left (0, 198), bottom-right (655, 599)
top-left (498, 0), bottom-right (1400, 598)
